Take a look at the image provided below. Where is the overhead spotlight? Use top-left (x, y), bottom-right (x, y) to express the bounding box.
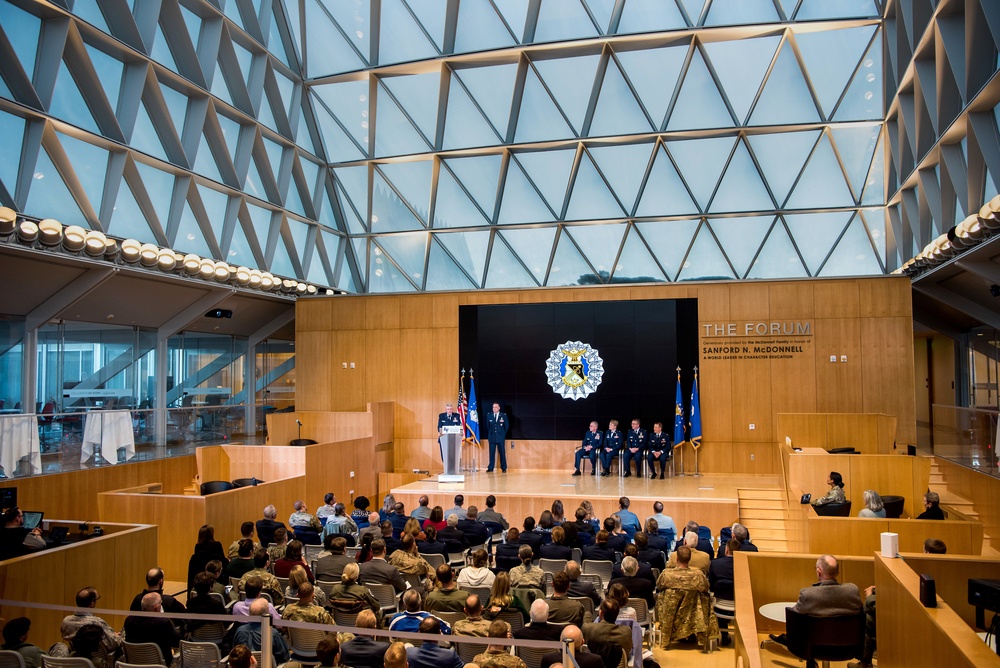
top-left (182, 254), bottom-right (201, 275)
top-left (0, 207), bottom-right (15, 237)
top-left (306, 284), bottom-right (317, 295)
top-left (991, 285), bottom-right (1000, 298)
top-left (296, 282), bottom-right (307, 295)
top-left (213, 261), bottom-right (229, 282)
top-left (157, 248), bottom-right (177, 271)
top-left (120, 239), bottom-right (141, 263)
top-left (104, 239), bottom-right (119, 260)
top-left (139, 243), bottom-right (159, 266)
top-left (38, 219), bottom-right (63, 246)
top-left (84, 231), bottom-right (108, 256)
top-left (260, 273), bottom-right (274, 290)
top-left (199, 258), bottom-right (215, 280)
top-left (249, 269), bottom-right (262, 288)
top-left (62, 226), bottom-right (87, 252)
top-left (16, 220), bottom-right (38, 244)
top-left (235, 266), bottom-right (251, 286)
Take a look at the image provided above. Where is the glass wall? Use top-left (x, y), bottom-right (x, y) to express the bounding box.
top-left (0, 316), bottom-right (24, 412)
top-left (970, 326), bottom-right (1000, 411)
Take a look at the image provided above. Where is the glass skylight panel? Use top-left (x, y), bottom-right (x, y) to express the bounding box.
top-left (614, 45), bottom-right (689, 129)
top-left (270, 227), bottom-right (299, 277)
top-left (223, 0), bottom-right (246, 33)
top-left (589, 60), bottom-right (653, 137)
top-left (377, 231), bottom-right (428, 283)
top-left (513, 68), bottom-right (574, 143)
top-left (0, 111), bottom-right (25, 197)
top-left (831, 124), bottom-right (881, 198)
top-left (159, 83), bottom-right (191, 141)
top-left (374, 93), bottom-right (430, 157)
top-left (425, 238), bottom-right (478, 290)
top-left (533, 0), bottom-right (599, 43)
top-left (262, 135), bottom-right (286, 180)
top-left (378, 0), bottom-right (438, 65)
top-left (150, 25), bottom-right (180, 75)
top-left (267, 7), bottom-right (292, 68)
top-left (280, 0), bottom-right (303, 64)
top-left (442, 79), bottom-right (502, 150)
top-left (437, 229), bottom-right (492, 282)
top-left (286, 217), bottom-right (311, 263)
top-left (785, 134), bottom-right (855, 209)
top-left (677, 0), bottom-right (707, 25)
top-left (284, 174), bottom-right (308, 216)
top-left (244, 155), bottom-right (266, 199)
top-left (56, 132), bottom-right (110, 216)
top-left (704, 0), bottom-right (779, 26)
top-left (484, 235), bottom-right (537, 288)
top-left (818, 214), bottom-right (881, 275)
top-left (748, 130), bottom-right (820, 206)
top-left (48, 62), bottom-right (102, 136)
top-left (665, 136), bottom-right (736, 210)
top-left (613, 226), bottom-right (666, 282)
top-left (337, 254), bottom-right (358, 292)
top-left (134, 161), bottom-right (176, 223)
top-left (702, 35), bottom-right (780, 125)
top-left (108, 178), bottom-right (158, 242)
top-left (454, 63), bottom-right (519, 137)
top-left (749, 42), bottom-right (820, 125)
top-left (24, 149), bottom-right (88, 228)
top-left (584, 0), bottom-right (616, 33)
top-left (565, 156), bottom-right (625, 220)
top-left (746, 222), bottom-right (806, 278)
top-left (676, 223), bottom-right (736, 280)
top-left (370, 170), bottom-right (425, 232)
top-left (378, 160), bottom-right (433, 223)
top-left (795, 0), bottom-right (880, 20)
top-left (232, 39), bottom-right (255, 87)
top-left (566, 222), bottom-right (627, 274)
top-left (454, 0), bottom-right (517, 53)
top-left (323, 0), bottom-right (370, 63)
top-left (860, 210), bottom-right (885, 268)
top-left (305, 1), bottom-right (366, 76)
top-left (710, 140), bottom-right (774, 213)
top-left (306, 237), bottom-right (332, 286)
top-left (531, 55), bottom-right (600, 135)
top-left (861, 134), bottom-right (885, 205)
top-left (444, 154), bottom-right (503, 216)
top-left (634, 146), bottom-right (698, 217)
top-left (783, 210), bottom-right (852, 273)
top-left (499, 227), bottom-right (557, 283)
top-left (407, 0), bottom-right (448, 52)
top-left (311, 81), bottom-right (370, 154)
top-left (709, 215), bottom-right (774, 277)
top-left (333, 165), bottom-right (369, 220)
top-left (72, 0), bottom-right (111, 34)
top-left (636, 219), bottom-right (700, 280)
top-left (212, 61), bottom-right (235, 107)
top-left (84, 44), bottom-right (125, 118)
top-left (497, 160), bottom-right (556, 224)
top-left (588, 142), bottom-right (655, 214)
top-left (666, 48), bottom-right (734, 131)
top-left (369, 242), bottom-right (418, 292)
top-left (616, 0), bottom-right (687, 34)
top-left (795, 25), bottom-right (875, 119)
top-left (515, 148), bottom-right (576, 214)
top-left (493, 0), bottom-right (530, 41)
top-left (197, 184), bottom-right (231, 244)
top-left (216, 111), bottom-right (244, 166)
top-left (833, 40), bottom-right (882, 121)
top-left (246, 201), bottom-right (274, 238)
top-left (381, 73), bottom-right (441, 147)
top-left (337, 186), bottom-right (367, 235)
top-left (174, 198), bottom-right (215, 258)
top-left (547, 230), bottom-right (599, 285)
top-left (299, 154), bottom-right (322, 200)
top-left (130, 102), bottom-right (170, 163)
top-left (433, 168), bottom-right (491, 228)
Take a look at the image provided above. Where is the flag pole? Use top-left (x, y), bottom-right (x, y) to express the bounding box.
top-left (673, 366), bottom-right (686, 477)
top-left (691, 365), bottom-right (703, 477)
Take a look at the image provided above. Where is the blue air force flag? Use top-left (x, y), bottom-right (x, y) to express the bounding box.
top-left (466, 375), bottom-right (481, 446)
top-left (689, 368), bottom-right (702, 449)
top-left (673, 369), bottom-right (685, 446)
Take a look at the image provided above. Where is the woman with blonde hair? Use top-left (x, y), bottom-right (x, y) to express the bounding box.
top-left (286, 564), bottom-right (328, 607)
top-left (402, 517), bottom-right (426, 541)
top-left (328, 562), bottom-right (381, 622)
top-left (484, 571), bottom-right (528, 622)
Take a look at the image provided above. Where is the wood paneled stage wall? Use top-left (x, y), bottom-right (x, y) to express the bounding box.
top-left (296, 277), bottom-right (916, 475)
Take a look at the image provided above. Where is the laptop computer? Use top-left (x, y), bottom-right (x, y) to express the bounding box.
top-left (47, 525), bottom-right (69, 546)
top-left (21, 511), bottom-right (43, 530)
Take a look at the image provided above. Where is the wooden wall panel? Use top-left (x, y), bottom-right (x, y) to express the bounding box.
top-left (861, 316), bottom-right (916, 443)
top-left (295, 277), bottom-right (916, 474)
top-left (935, 457), bottom-right (1000, 555)
top-left (268, 411), bottom-right (373, 446)
top-left (807, 517), bottom-right (981, 557)
top-left (900, 554), bottom-right (1000, 628)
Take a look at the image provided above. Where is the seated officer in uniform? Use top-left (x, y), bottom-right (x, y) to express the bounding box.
top-left (573, 421), bottom-right (602, 476)
top-left (646, 422), bottom-right (671, 479)
top-left (599, 420), bottom-right (624, 476)
top-left (623, 419), bottom-right (647, 478)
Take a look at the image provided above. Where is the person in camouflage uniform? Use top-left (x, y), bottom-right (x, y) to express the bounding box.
top-left (267, 527), bottom-right (289, 565)
top-left (281, 582), bottom-right (333, 625)
top-left (654, 546), bottom-right (720, 649)
top-left (472, 620), bottom-right (526, 668)
top-left (508, 545), bottom-right (545, 591)
top-left (387, 534), bottom-right (436, 583)
top-left (234, 548), bottom-right (284, 603)
top-left (453, 595), bottom-right (510, 637)
top-left (227, 521), bottom-right (261, 559)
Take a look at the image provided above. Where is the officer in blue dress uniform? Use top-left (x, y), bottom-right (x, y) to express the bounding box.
top-left (646, 421), bottom-right (671, 479)
top-left (485, 402), bottom-right (509, 473)
top-left (623, 419), bottom-right (648, 478)
top-left (600, 419), bottom-right (624, 476)
top-left (437, 403), bottom-right (462, 460)
top-left (573, 421), bottom-right (602, 476)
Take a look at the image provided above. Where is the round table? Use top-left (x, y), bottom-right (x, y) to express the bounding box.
top-left (759, 601), bottom-right (797, 622)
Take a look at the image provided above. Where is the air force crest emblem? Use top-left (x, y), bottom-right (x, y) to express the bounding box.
top-left (546, 341), bottom-right (604, 400)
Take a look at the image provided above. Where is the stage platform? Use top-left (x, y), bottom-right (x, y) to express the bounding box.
top-left (390, 470), bottom-right (782, 535)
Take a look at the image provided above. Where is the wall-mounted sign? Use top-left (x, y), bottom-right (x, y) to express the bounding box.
top-left (701, 321), bottom-right (813, 361)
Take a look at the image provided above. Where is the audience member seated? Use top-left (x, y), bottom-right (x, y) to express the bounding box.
top-left (479, 495), bottom-right (510, 531)
top-left (655, 546), bottom-right (720, 650)
top-left (811, 471), bottom-right (847, 507)
top-left (130, 567), bottom-right (186, 619)
top-left (583, 600), bottom-right (633, 668)
top-left (453, 594), bottom-right (494, 637)
top-left (611, 546), bottom-right (655, 584)
top-left (255, 504), bottom-right (286, 547)
top-left (359, 539), bottom-right (406, 591)
top-left (485, 571), bottom-right (529, 623)
top-left (563, 522), bottom-right (582, 550)
top-left (338, 610), bottom-right (388, 668)
top-left (231, 575), bottom-right (280, 619)
top-left (438, 514), bottom-right (471, 553)
top-left (316, 536), bottom-right (354, 582)
top-left (457, 505), bottom-right (492, 546)
top-left (422, 506), bottom-right (447, 532)
top-left (123, 592), bottom-right (180, 663)
top-left (541, 624), bottom-right (603, 668)
top-left (234, 549), bottom-right (284, 603)
top-left (205, 560), bottom-right (228, 597)
top-left (224, 539), bottom-right (257, 582)
top-left (359, 513), bottom-right (382, 543)
top-left (569, 506), bottom-right (597, 537)
top-left (609, 583), bottom-right (639, 622)
top-left (917, 491), bottom-right (945, 520)
top-left (644, 519), bottom-right (670, 552)
top-left (59, 587), bottom-right (122, 655)
top-left (401, 517), bottom-right (425, 542)
top-left (186, 572), bottom-right (227, 632)
top-left (188, 524), bottom-right (228, 589)
top-left (457, 548), bottom-right (496, 590)
top-left (384, 503), bottom-right (406, 539)
top-left (389, 534), bottom-right (437, 583)
top-left (514, 599), bottom-right (563, 641)
top-left (673, 521), bottom-right (714, 560)
top-left (417, 526), bottom-right (449, 559)
top-left (732, 523), bottom-right (757, 553)
top-left (518, 517), bottom-right (544, 553)
top-left (288, 564), bottom-right (328, 607)
top-left (647, 502), bottom-right (677, 539)
top-left (633, 531), bottom-right (666, 570)
top-left (537, 510), bottom-right (557, 539)
top-left (267, 527), bottom-right (289, 566)
top-left (322, 503), bottom-right (358, 539)
top-left (566, 561), bottom-right (602, 607)
top-left (709, 538), bottom-right (738, 647)
top-left (273, 539), bottom-right (314, 580)
top-left (539, 526), bottom-right (573, 560)
top-left (614, 497), bottom-right (641, 534)
top-left (546, 571), bottom-right (585, 626)
top-left (234, 599), bottom-right (290, 665)
top-left (352, 496), bottom-right (372, 526)
top-left (0, 507), bottom-right (45, 561)
top-left (288, 500), bottom-right (323, 544)
top-left (425, 563), bottom-right (470, 613)
top-left (667, 532), bottom-right (710, 575)
top-left (444, 494), bottom-right (468, 521)
top-left (858, 490), bottom-right (886, 518)
top-left (389, 589), bottom-right (452, 634)
top-left (68, 624), bottom-right (112, 668)
top-left (227, 645), bottom-right (255, 668)
top-left (605, 517), bottom-right (628, 553)
top-left (495, 528), bottom-right (522, 569)
top-left (2, 617), bottom-right (43, 668)
top-left (582, 530), bottom-right (617, 562)
top-left (410, 495), bottom-right (432, 522)
top-left (407, 617), bottom-right (463, 668)
top-left (282, 581), bottom-right (333, 624)
top-left (509, 545), bottom-right (545, 590)
top-left (767, 554), bottom-right (862, 649)
top-left (474, 619), bottom-right (526, 668)
top-left (608, 556), bottom-right (654, 607)
top-left (316, 493), bottom-right (338, 521)
top-left (328, 563), bottom-right (382, 621)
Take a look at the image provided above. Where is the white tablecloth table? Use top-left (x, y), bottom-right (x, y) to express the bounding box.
top-left (81, 410), bottom-right (136, 465)
top-left (759, 601), bottom-right (797, 622)
top-left (0, 414), bottom-right (42, 476)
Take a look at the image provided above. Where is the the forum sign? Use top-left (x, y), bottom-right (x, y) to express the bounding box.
top-left (701, 321), bottom-right (813, 361)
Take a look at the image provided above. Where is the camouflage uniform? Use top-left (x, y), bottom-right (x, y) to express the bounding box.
top-left (227, 540), bottom-right (261, 559)
top-left (267, 543), bottom-right (288, 565)
top-left (289, 511), bottom-right (323, 533)
top-left (473, 649), bottom-right (526, 668)
top-left (655, 567), bottom-right (719, 648)
top-left (235, 567), bottom-right (284, 603)
top-left (453, 618), bottom-right (508, 637)
top-left (508, 564), bottom-right (545, 590)
top-left (387, 550), bottom-right (435, 580)
top-left (281, 601), bottom-right (334, 626)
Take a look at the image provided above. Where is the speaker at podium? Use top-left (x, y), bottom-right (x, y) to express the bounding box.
top-left (439, 426), bottom-right (464, 483)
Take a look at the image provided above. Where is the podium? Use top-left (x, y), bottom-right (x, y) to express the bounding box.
top-left (439, 426), bottom-right (464, 483)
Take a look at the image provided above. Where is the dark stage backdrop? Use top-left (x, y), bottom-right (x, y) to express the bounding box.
top-left (459, 299), bottom-right (699, 440)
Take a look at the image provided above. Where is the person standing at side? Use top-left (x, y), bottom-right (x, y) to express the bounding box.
top-left (437, 403), bottom-right (462, 461)
top-left (600, 419), bottom-right (624, 476)
top-left (573, 421), bottom-right (603, 476)
top-left (623, 419), bottom-right (647, 478)
top-left (486, 402), bottom-right (509, 473)
top-left (647, 422), bottom-right (671, 479)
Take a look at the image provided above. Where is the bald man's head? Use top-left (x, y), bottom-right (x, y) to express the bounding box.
top-left (816, 554), bottom-right (839, 581)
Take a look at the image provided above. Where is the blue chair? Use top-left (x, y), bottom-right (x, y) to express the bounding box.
top-left (482, 521), bottom-right (504, 537)
top-left (657, 528), bottom-right (676, 551)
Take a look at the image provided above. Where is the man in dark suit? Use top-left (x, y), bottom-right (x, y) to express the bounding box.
top-left (380, 521), bottom-right (404, 555)
top-left (338, 610), bottom-right (389, 668)
top-left (518, 516), bottom-right (544, 553)
top-left (255, 504), bottom-right (285, 547)
top-left (315, 536), bottom-right (354, 582)
top-left (485, 402), bottom-right (509, 473)
top-left (566, 561), bottom-right (602, 607)
top-left (582, 530), bottom-right (617, 562)
top-left (644, 519), bottom-right (670, 552)
top-left (359, 539), bottom-right (406, 592)
top-left (123, 593), bottom-right (181, 663)
top-left (583, 600), bottom-right (633, 668)
top-left (603, 517), bottom-right (628, 554)
top-left (676, 521), bottom-right (714, 560)
top-left (568, 506), bottom-right (596, 536)
top-left (406, 617), bottom-right (464, 668)
top-left (389, 503), bottom-right (409, 538)
top-left (769, 554), bottom-right (863, 653)
top-left (457, 506), bottom-right (492, 547)
top-left (438, 513), bottom-right (470, 553)
top-left (607, 556), bottom-right (654, 607)
top-left (634, 532), bottom-right (666, 571)
top-left (495, 528), bottom-right (521, 571)
top-left (540, 625), bottom-right (604, 668)
top-left (513, 599), bottom-right (563, 641)
top-left (611, 546), bottom-right (655, 584)
top-left (710, 538), bottom-right (738, 646)
top-left (546, 571), bottom-right (585, 626)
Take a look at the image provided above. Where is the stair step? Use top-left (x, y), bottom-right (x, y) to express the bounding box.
top-left (738, 499), bottom-right (786, 510)
top-left (740, 509), bottom-right (796, 520)
top-left (738, 489), bottom-right (785, 500)
top-left (742, 518), bottom-right (792, 530)
top-left (745, 528), bottom-right (787, 540)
